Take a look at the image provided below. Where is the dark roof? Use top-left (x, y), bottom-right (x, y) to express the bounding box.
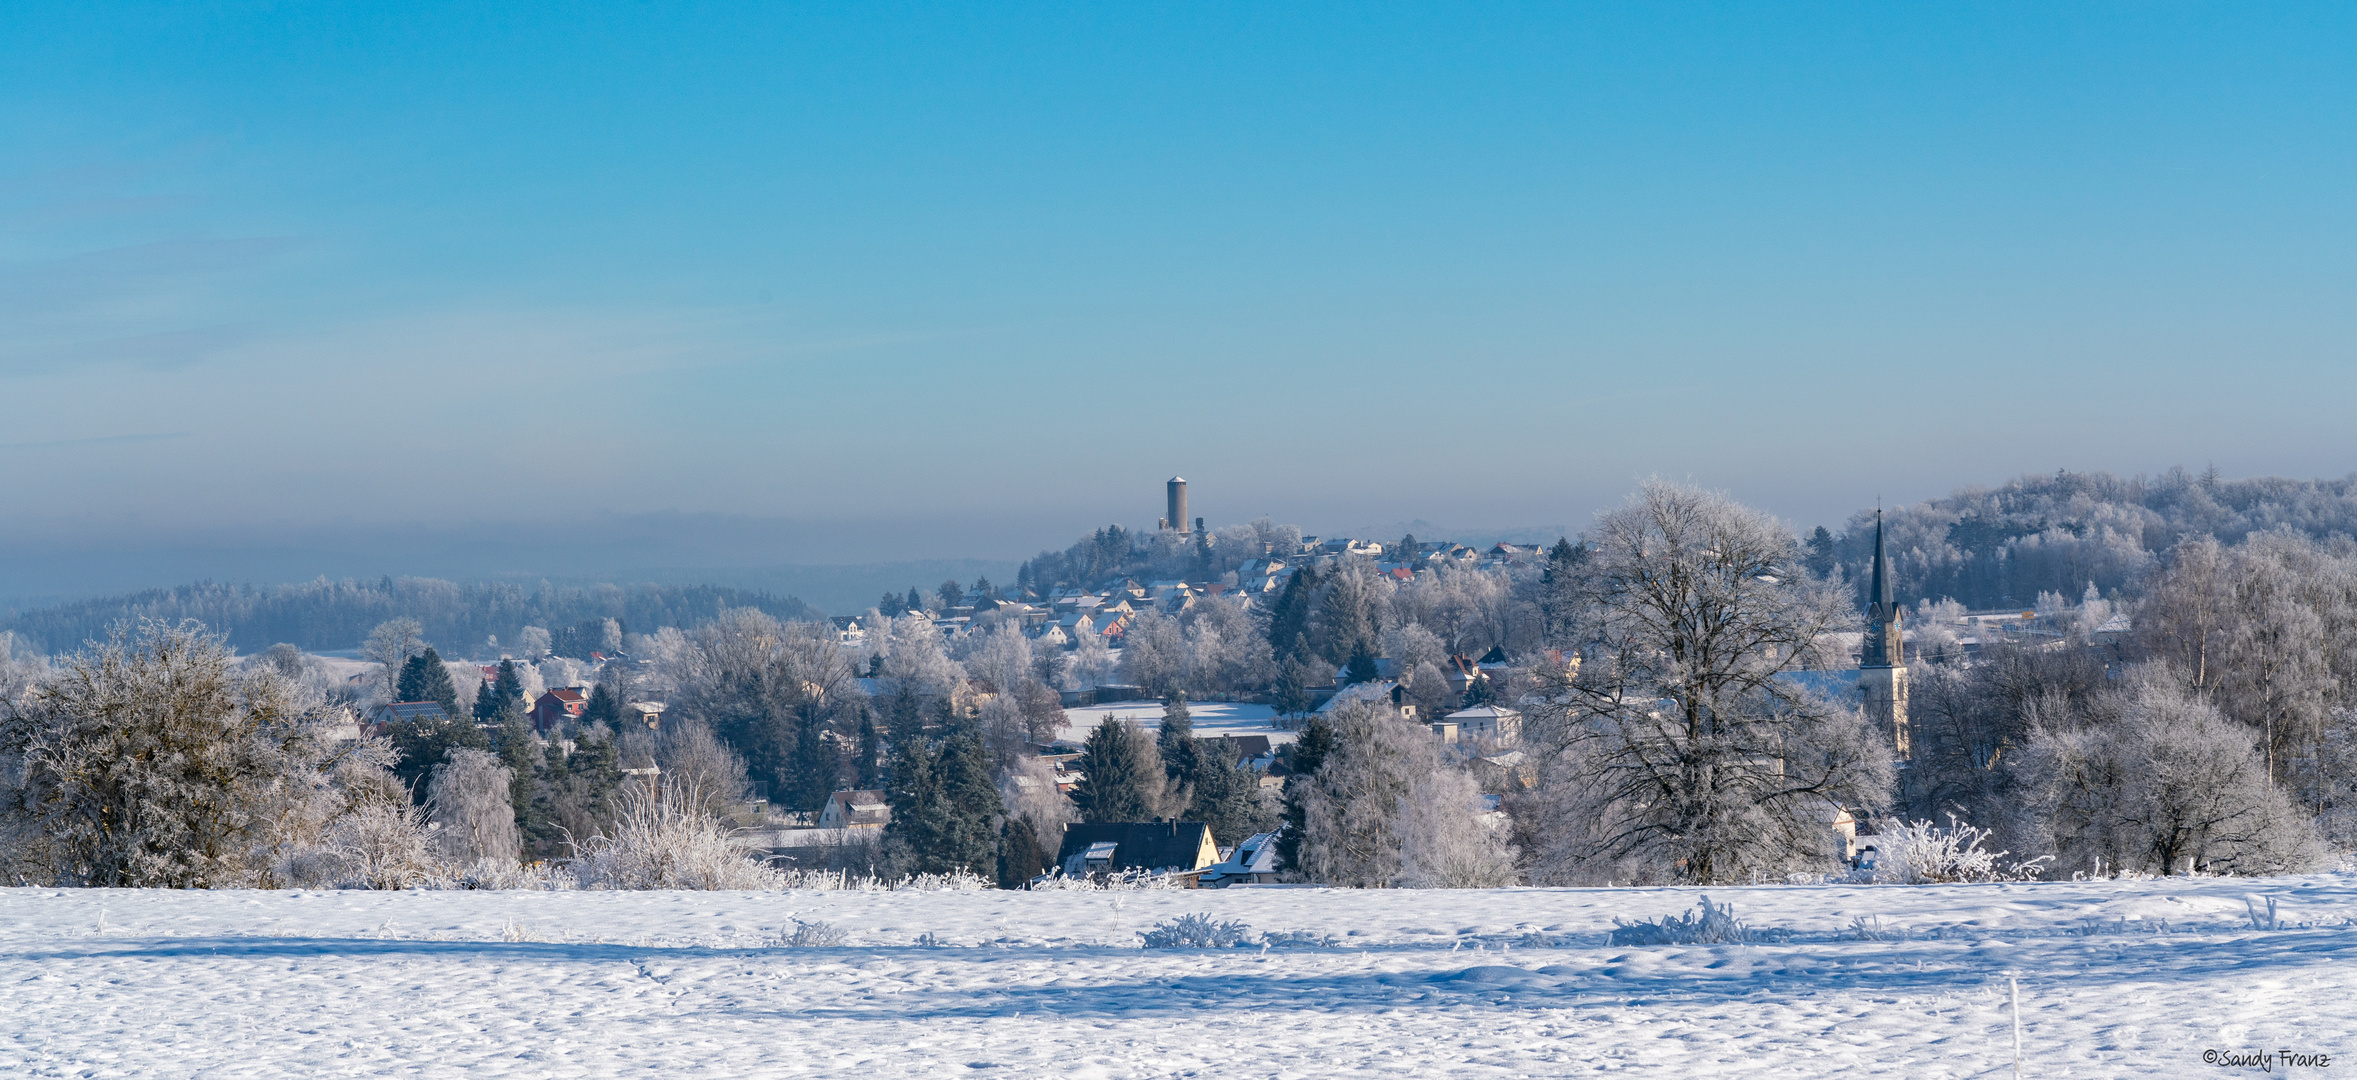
top-left (1212, 734), bottom-right (1272, 766)
top-left (373, 701), bottom-right (451, 723)
top-left (1056, 822), bottom-right (1215, 873)
top-left (1478, 645), bottom-right (1510, 665)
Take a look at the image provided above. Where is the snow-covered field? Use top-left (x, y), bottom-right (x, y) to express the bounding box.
top-left (1058, 701), bottom-right (1293, 743)
top-left (8, 875), bottom-right (2354, 1077)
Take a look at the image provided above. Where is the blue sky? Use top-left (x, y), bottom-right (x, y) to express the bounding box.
top-left (4, 3), bottom-right (2356, 583)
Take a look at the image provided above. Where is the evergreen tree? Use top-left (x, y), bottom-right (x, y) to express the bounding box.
top-left (1156, 691), bottom-right (1199, 785)
top-left (1344, 639), bottom-right (1381, 685)
top-left (998, 816), bottom-right (1051, 889)
top-left (494, 711), bottom-right (546, 845)
top-left (1187, 737), bottom-right (1275, 844)
top-left (489, 659), bottom-right (525, 721)
top-left (1275, 714), bottom-right (1337, 870)
top-left (936, 579), bottom-right (966, 610)
top-left (971, 576), bottom-right (995, 600)
top-left (387, 712), bottom-right (491, 802)
top-left (1539, 538), bottom-right (1585, 645)
top-left (884, 735), bottom-right (941, 858)
top-left (856, 710), bottom-right (884, 788)
top-left (472, 678), bottom-right (500, 723)
top-left (582, 681), bottom-right (624, 728)
top-left (906, 586), bottom-right (925, 613)
top-left (1266, 567), bottom-right (1317, 659)
top-left (395, 647), bottom-right (460, 717)
top-left (934, 732), bottom-right (1001, 875)
top-left (880, 591), bottom-right (907, 616)
top-left (1071, 717), bottom-right (1163, 823)
top-left (786, 700), bottom-right (838, 812)
top-left (1804, 526), bottom-right (1838, 578)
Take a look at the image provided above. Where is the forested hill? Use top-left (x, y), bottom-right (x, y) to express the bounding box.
top-left (0, 578), bottom-right (822, 656)
top-left (1820, 468), bottom-right (2357, 611)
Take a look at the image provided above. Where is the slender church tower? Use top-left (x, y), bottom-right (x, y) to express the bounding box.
top-left (1858, 509), bottom-right (1910, 756)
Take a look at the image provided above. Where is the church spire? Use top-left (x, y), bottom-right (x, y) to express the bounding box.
top-left (1861, 509), bottom-right (1902, 669)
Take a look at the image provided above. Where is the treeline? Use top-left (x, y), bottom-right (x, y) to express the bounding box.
top-left (1014, 519), bottom-right (1307, 594)
top-left (0, 577), bottom-right (821, 655)
top-left (1819, 467), bottom-right (2357, 611)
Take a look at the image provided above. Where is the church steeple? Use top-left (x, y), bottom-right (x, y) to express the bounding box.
top-left (1857, 507), bottom-right (1910, 756)
top-left (1861, 509), bottom-right (1902, 669)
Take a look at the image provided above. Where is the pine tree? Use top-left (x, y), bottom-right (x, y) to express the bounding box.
top-left (1275, 714), bottom-right (1337, 870)
top-left (495, 711), bottom-right (546, 846)
top-left (1266, 566), bottom-right (1317, 659)
top-left (856, 711), bottom-right (883, 788)
top-left (388, 711), bottom-right (491, 802)
top-left (1187, 737), bottom-right (1274, 844)
top-left (998, 816), bottom-right (1051, 889)
top-left (1344, 639), bottom-right (1381, 685)
top-left (934, 732), bottom-right (1001, 875)
top-left (786, 701), bottom-right (837, 812)
top-left (490, 659), bottom-right (525, 721)
top-left (1156, 691), bottom-right (1199, 785)
top-left (395, 647), bottom-right (460, 717)
top-left (1072, 718), bottom-right (1163, 823)
top-left (880, 591), bottom-right (907, 616)
top-left (1804, 526), bottom-right (1837, 579)
top-left (582, 681), bottom-right (623, 728)
top-left (906, 587), bottom-right (925, 613)
top-left (472, 678), bottom-right (500, 723)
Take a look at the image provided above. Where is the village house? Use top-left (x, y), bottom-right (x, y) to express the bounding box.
top-left (817, 789), bottom-right (891, 830)
top-left (530, 687), bottom-right (587, 733)
top-left (1055, 822), bottom-right (1220, 882)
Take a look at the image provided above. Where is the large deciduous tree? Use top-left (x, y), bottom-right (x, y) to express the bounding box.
top-left (1518, 481), bottom-right (1895, 885)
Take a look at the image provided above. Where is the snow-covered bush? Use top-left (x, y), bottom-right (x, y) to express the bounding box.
top-left (1141, 913), bottom-right (1253, 948)
top-left (569, 779), bottom-right (784, 890)
top-left (764, 867), bottom-right (991, 891)
top-left (782, 919), bottom-right (848, 947)
top-left (1608, 896), bottom-right (1757, 945)
top-left (279, 802), bottom-right (447, 890)
top-left (1863, 816), bottom-right (2047, 884)
top-left (1260, 929), bottom-right (1339, 948)
top-left (1026, 867), bottom-right (1184, 891)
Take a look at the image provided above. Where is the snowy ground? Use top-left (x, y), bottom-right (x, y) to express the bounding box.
top-left (8, 875), bottom-right (2355, 1077)
top-left (1058, 701), bottom-right (1293, 744)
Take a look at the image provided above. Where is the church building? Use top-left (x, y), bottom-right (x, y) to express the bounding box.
top-left (1858, 510), bottom-right (1910, 756)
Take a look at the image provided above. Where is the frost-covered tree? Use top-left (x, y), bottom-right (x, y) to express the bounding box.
top-left (1395, 767), bottom-right (1518, 888)
top-left (1119, 611), bottom-right (1186, 696)
top-left (363, 618), bottom-right (426, 693)
top-left (0, 620), bottom-right (374, 887)
top-left (1295, 701), bottom-right (1435, 887)
top-left (2015, 671), bottom-right (2324, 876)
top-left (1518, 481), bottom-right (1894, 885)
top-left (425, 748), bottom-right (520, 865)
top-left (1066, 626), bottom-right (1118, 690)
top-left (884, 732), bottom-right (999, 876)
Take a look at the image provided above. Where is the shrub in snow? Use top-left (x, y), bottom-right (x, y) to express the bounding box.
top-left (1026, 867), bottom-right (1184, 891)
top-left (1864, 816), bottom-right (2047, 884)
top-left (1843, 915), bottom-right (1906, 942)
top-left (280, 801), bottom-right (448, 890)
top-left (1141, 913), bottom-right (1253, 948)
top-left (782, 919), bottom-right (848, 947)
top-left (569, 778), bottom-right (784, 890)
top-left (1608, 896), bottom-right (1758, 946)
top-left (1259, 929), bottom-right (1339, 948)
top-left (426, 749), bottom-right (522, 865)
top-left (767, 867), bottom-right (991, 891)
top-left (0, 620), bottom-right (392, 888)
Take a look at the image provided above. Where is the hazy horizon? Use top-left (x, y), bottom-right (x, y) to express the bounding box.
top-left (8, 5), bottom-right (2357, 610)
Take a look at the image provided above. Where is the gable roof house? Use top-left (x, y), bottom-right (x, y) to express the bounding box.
top-left (1056, 822), bottom-right (1220, 881)
top-left (530, 688), bottom-right (588, 734)
top-left (1445, 704), bottom-right (1522, 748)
top-left (817, 789), bottom-right (891, 830)
top-left (1198, 830), bottom-right (1285, 887)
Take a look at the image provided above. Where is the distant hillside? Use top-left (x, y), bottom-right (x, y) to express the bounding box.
top-left (1825, 467), bottom-right (2357, 610)
top-left (0, 577), bottom-right (822, 656)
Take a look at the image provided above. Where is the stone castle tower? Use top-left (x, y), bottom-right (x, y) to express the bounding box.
top-left (1858, 509), bottom-right (1910, 756)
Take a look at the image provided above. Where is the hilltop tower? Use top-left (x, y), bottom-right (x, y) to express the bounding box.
top-left (1858, 509), bottom-right (1910, 755)
top-left (1166, 477), bottom-right (1189, 534)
